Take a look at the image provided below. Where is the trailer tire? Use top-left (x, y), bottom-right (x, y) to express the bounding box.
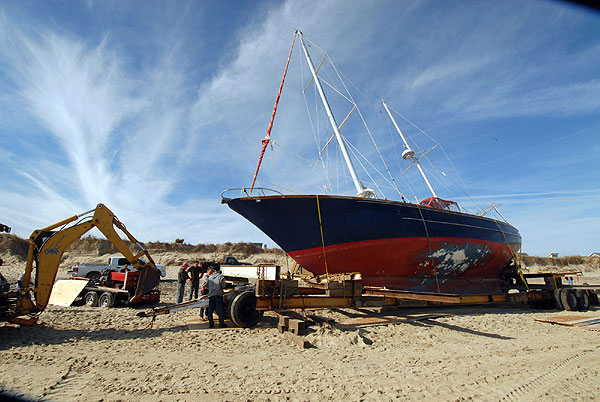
top-left (99, 292), bottom-right (115, 308)
top-left (229, 291), bottom-right (263, 328)
top-left (560, 288), bottom-right (578, 311)
top-left (589, 291), bottom-right (599, 306)
top-left (553, 289), bottom-right (564, 310)
top-left (84, 291), bottom-right (99, 307)
top-left (575, 290), bottom-right (590, 311)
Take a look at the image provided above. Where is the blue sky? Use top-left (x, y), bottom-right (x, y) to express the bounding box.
top-left (0, 0), bottom-right (598, 256)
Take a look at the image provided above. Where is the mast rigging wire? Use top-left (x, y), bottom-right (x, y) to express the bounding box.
top-left (329, 56), bottom-right (404, 197)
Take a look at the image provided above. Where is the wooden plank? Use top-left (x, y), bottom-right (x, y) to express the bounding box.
top-left (363, 288), bottom-right (534, 305)
top-left (185, 317), bottom-right (232, 331)
top-left (534, 315), bottom-right (600, 329)
top-left (48, 279), bottom-right (89, 307)
top-left (338, 313), bottom-right (449, 329)
top-left (284, 331), bottom-right (310, 348)
top-left (363, 289), bottom-right (463, 303)
top-left (458, 295), bottom-right (494, 303)
top-left (256, 296), bottom-right (353, 310)
top-left (298, 287), bottom-right (326, 295)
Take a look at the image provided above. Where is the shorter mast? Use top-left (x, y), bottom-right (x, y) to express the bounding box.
top-left (298, 30), bottom-right (374, 198)
top-left (381, 99), bottom-right (438, 198)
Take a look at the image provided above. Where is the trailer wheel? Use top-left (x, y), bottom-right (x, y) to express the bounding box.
top-left (229, 291), bottom-right (263, 328)
top-left (99, 292), bottom-right (115, 308)
top-left (575, 290), bottom-right (590, 311)
top-left (560, 288), bottom-right (579, 311)
top-left (589, 291), bottom-right (599, 306)
top-left (84, 291), bottom-right (99, 307)
top-left (553, 289), bottom-right (564, 310)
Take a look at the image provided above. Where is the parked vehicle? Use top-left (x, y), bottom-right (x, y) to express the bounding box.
top-left (198, 256), bottom-right (251, 270)
top-left (222, 256), bottom-right (252, 266)
top-left (71, 256), bottom-right (167, 280)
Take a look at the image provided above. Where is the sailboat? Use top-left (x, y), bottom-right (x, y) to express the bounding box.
top-left (222, 31), bottom-right (522, 295)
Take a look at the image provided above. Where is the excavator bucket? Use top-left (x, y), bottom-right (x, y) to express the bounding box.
top-left (132, 264), bottom-right (161, 301)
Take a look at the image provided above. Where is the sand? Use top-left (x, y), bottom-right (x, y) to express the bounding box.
top-left (1, 261), bottom-right (600, 401)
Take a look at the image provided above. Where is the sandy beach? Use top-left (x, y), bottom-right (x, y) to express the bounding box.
top-left (1, 257), bottom-right (599, 401)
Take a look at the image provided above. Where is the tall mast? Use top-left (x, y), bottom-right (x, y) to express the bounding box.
top-left (297, 31), bottom-right (374, 198)
top-left (381, 99), bottom-right (438, 198)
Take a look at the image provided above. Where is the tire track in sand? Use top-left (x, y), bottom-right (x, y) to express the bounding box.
top-left (41, 359), bottom-right (92, 400)
top-left (497, 348), bottom-right (599, 402)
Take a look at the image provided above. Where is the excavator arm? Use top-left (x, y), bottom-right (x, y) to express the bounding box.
top-left (7, 204), bottom-right (160, 324)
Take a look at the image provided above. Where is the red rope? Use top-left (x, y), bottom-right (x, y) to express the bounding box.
top-left (249, 32), bottom-right (297, 195)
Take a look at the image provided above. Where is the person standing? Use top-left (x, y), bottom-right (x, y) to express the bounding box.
top-left (198, 264), bottom-right (209, 320)
top-left (177, 262), bottom-right (190, 304)
top-left (202, 265), bottom-right (227, 328)
top-left (188, 261), bottom-right (202, 300)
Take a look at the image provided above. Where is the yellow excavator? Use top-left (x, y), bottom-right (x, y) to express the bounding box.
top-left (0, 204), bottom-right (161, 325)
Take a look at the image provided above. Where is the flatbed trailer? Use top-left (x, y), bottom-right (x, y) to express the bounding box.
top-left (55, 270), bottom-right (160, 308)
top-left (138, 267), bottom-right (599, 328)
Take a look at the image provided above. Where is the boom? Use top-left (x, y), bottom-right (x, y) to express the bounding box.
top-left (3, 203), bottom-right (161, 325)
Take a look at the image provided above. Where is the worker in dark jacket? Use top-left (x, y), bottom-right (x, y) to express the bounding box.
top-left (188, 261), bottom-right (202, 300)
top-left (177, 262), bottom-right (189, 304)
top-left (201, 266), bottom-right (227, 328)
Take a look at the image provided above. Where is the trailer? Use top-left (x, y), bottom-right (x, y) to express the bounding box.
top-left (52, 270), bottom-right (160, 308)
top-left (137, 266), bottom-right (600, 329)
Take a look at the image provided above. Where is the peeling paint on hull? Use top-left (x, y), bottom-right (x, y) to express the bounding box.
top-left (225, 195), bottom-right (521, 295)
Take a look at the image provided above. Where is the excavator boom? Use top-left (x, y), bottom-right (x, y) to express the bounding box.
top-left (2, 204), bottom-right (161, 324)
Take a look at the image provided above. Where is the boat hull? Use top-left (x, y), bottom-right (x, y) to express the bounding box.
top-left (224, 195), bottom-right (522, 295)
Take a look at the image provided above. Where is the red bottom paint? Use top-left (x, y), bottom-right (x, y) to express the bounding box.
top-left (289, 237), bottom-right (516, 295)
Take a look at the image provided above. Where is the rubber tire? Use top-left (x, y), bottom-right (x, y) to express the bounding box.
top-left (553, 289), bottom-right (564, 310)
top-left (575, 290), bottom-right (590, 311)
top-left (560, 288), bottom-right (579, 311)
top-left (229, 291), bottom-right (264, 328)
top-left (86, 272), bottom-right (100, 282)
top-left (84, 291), bottom-right (99, 307)
top-left (589, 291), bottom-right (599, 306)
top-left (98, 292), bottom-right (115, 308)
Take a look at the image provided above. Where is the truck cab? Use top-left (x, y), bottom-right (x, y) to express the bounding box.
top-left (222, 256), bottom-right (251, 266)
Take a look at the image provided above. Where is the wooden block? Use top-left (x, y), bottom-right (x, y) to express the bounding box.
top-left (277, 323), bottom-right (288, 333)
top-left (288, 319), bottom-right (307, 335)
top-left (325, 280), bottom-right (362, 297)
top-left (284, 331), bottom-right (310, 348)
top-left (278, 315), bottom-right (290, 327)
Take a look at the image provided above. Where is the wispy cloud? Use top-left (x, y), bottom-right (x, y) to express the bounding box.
top-left (0, 10), bottom-right (244, 243)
